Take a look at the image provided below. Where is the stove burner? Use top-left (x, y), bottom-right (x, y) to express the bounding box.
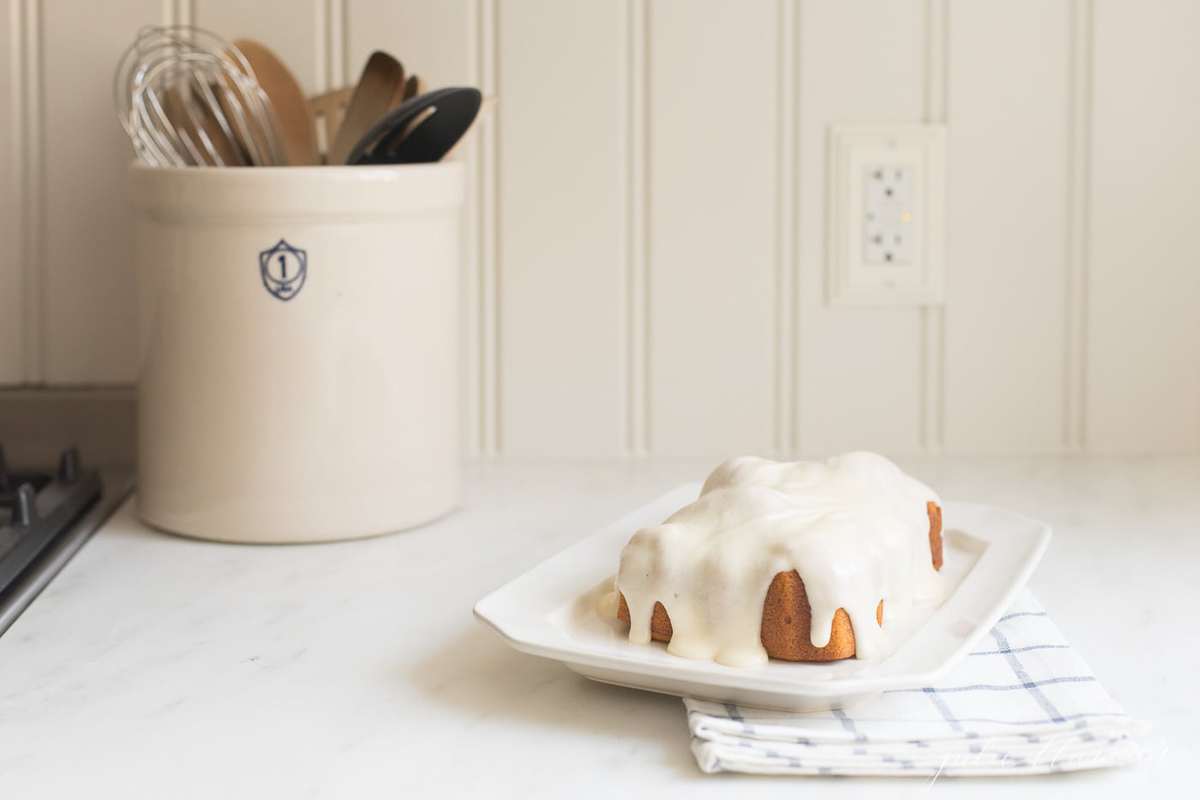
top-left (0, 446), bottom-right (103, 607)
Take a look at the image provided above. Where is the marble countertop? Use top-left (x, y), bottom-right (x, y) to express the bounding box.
top-left (0, 457), bottom-right (1195, 798)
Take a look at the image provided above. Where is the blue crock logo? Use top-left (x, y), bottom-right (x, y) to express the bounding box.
top-left (259, 239), bottom-right (307, 301)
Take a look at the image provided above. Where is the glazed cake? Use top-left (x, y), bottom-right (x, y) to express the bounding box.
top-left (613, 452), bottom-right (943, 666)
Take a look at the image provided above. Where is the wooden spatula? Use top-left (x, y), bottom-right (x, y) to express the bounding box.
top-left (402, 74), bottom-right (422, 102)
top-left (309, 86), bottom-right (354, 164)
top-left (330, 51), bottom-right (406, 166)
top-left (233, 38), bottom-right (320, 166)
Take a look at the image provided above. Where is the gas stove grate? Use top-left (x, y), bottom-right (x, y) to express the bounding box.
top-left (0, 446), bottom-right (104, 601)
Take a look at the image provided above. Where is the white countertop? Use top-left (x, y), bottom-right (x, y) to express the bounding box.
top-left (0, 457), bottom-right (1195, 798)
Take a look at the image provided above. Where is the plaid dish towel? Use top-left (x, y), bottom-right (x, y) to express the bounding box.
top-left (686, 591), bottom-right (1148, 776)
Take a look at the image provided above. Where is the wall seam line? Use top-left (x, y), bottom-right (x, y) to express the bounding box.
top-left (462, 0), bottom-right (483, 459)
top-left (643, 0), bottom-right (652, 456)
top-left (313, 0), bottom-right (327, 91)
top-left (480, 0), bottom-right (499, 457)
top-left (626, 0), bottom-right (648, 457)
top-left (638, 0), bottom-right (651, 456)
top-left (5, 0), bottom-right (26, 383)
top-left (1065, 0), bottom-right (1093, 451)
top-left (18, 0), bottom-right (44, 384)
top-left (332, 0), bottom-right (346, 89)
top-left (774, 0), bottom-right (796, 458)
top-left (790, 0), bottom-right (803, 457)
top-left (623, 0), bottom-right (634, 456)
top-left (920, 0), bottom-right (948, 453)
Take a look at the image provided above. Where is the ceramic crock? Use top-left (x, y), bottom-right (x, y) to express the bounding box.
top-left (129, 163), bottom-right (461, 543)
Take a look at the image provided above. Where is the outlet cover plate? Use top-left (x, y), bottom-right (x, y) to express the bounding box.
top-left (827, 125), bottom-right (946, 306)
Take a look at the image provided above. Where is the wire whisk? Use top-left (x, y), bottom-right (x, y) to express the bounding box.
top-left (114, 26), bottom-right (286, 167)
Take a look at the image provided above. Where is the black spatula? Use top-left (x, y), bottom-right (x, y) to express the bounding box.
top-left (346, 87), bottom-right (482, 165)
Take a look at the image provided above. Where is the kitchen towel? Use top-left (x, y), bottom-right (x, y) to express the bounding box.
top-left (686, 591), bottom-right (1147, 776)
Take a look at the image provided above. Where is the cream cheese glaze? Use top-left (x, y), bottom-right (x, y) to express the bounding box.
top-left (612, 452), bottom-right (942, 667)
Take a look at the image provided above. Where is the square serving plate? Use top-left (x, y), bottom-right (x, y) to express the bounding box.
top-left (474, 485), bottom-right (1051, 711)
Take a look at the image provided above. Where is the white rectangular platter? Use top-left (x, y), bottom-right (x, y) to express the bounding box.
top-left (475, 485), bottom-right (1051, 711)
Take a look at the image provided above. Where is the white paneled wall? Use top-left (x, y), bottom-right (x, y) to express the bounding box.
top-left (2, 0), bottom-right (1198, 457)
top-left (943, 0), bottom-right (1073, 453)
top-left (795, 0), bottom-right (928, 456)
top-left (496, 0), bottom-right (629, 457)
top-left (0, 1), bottom-right (18, 383)
top-left (41, 0), bottom-right (161, 384)
top-left (1087, 1), bottom-right (1200, 453)
top-left (648, 0), bottom-right (780, 457)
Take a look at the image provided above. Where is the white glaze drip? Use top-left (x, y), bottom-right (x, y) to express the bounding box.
top-left (614, 452), bottom-right (941, 667)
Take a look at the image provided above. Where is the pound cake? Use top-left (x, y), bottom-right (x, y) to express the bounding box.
top-left (613, 452), bottom-right (943, 666)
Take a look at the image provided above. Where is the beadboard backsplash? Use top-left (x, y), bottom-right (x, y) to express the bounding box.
top-left (2, 0), bottom-right (1197, 458)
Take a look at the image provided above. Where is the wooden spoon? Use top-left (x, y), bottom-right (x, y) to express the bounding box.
top-left (233, 38), bottom-right (319, 166)
top-left (330, 51), bottom-right (406, 166)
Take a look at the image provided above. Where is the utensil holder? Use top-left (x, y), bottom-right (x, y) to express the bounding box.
top-left (130, 163), bottom-right (462, 543)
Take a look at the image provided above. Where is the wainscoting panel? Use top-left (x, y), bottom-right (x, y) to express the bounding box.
top-left (646, 0), bottom-right (779, 458)
top-left (487, 0), bottom-right (629, 457)
top-left (3, 0), bottom-right (1198, 457)
top-left (794, 0), bottom-right (927, 456)
top-left (0, 0), bottom-right (20, 383)
top-left (40, 0), bottom-right (163, 384)
top-left (942, 0), bottom-right (1073, 453)
top-left (192, 0), bottom-right (325, 92)
top-left (1086, 0), bottom-right (1200, 453)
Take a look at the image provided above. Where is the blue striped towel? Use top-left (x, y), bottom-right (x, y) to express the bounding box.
top-left (686, 591), bottom-right (1147, 776)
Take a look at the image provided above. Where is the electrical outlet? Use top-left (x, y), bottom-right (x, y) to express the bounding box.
top-left (827, 126), bottom-right (946, 305)
top-left (863, 164), bottom-right (915, 265)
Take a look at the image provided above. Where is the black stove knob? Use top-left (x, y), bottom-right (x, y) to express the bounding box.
top-left (58, 447), bottom-right (80, 484)
top-left (12, 484), bottom-right (37, 527)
